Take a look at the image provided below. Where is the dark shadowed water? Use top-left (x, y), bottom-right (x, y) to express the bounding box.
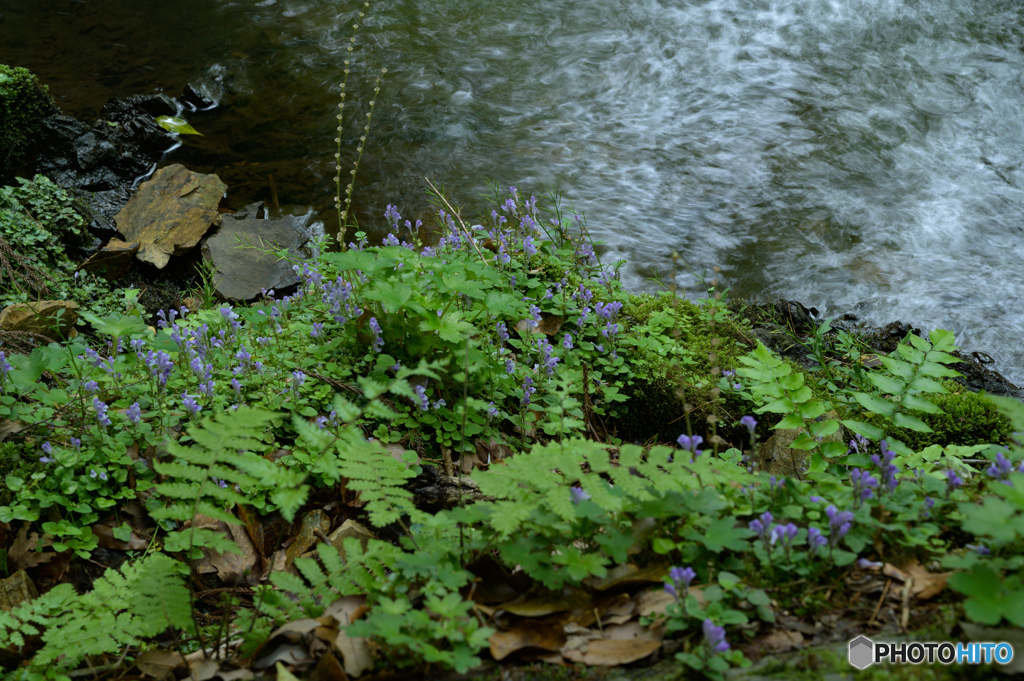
top-left (3, 0), bottom-right (1024, 380)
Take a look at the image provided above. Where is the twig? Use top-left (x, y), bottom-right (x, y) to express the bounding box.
top-left (868, 578), bottom-right (892, 627)
top-left (424, 177), bottom-right (489, 264)
top-left (900, 575), bottom-right (914, 631)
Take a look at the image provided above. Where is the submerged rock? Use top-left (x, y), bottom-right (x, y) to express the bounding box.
top-left (114, 164), bottom-right (226, 269)
top-left (0, 300), bottom-right (79, 340)
top-left (200, 211), bottom-right (306, 302)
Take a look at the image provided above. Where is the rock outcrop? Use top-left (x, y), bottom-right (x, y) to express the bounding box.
top-left (115, 164), bottom-right (226, 269)
top-left (0, 300), bottom-right (79, 340)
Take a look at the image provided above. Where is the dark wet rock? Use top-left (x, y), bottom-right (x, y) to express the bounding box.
top-left (740, 299), bottom-right (1024, 400)
top-left (76, 238), bottom-right (139, 280)
top-left (100, 97), bottom-right (178, 153)
top-left (121, 93), bottom-right (179, 118)
top-left (115, 164), bottom-right (226, 269)
top-left (200, 212), bottom-right (307, 302)
top-left (181, 83), bottom-right (216, 111)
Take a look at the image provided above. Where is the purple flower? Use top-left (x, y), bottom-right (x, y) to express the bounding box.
top-left (851, 468), bottom-right (879, 507)
top-left (809, 495), bottom-right (824, 503)
top-left (749, 511), bottom-right (773, 540)
top-left (311, 322), bottom-right (324, 338)
top-left (871, 440), bottom-right (900, 494)
top-left (987, 451), bottom-right (1015, 482)
top-left (487, 402), bottom-right (499, 420)
top-left (41, 441), bottom-right (53, 455)
top-left (664, 565), bottom-right (697, 601)
top-left (231, 378), bottom-right (242, 399)
top-left (433, 399), bottom-right (446, 410)
top-left (39, 454), bottom-right (55, 464)
top-left (537, 338), bottom-right (560, 376)
top-left (946, 470), bottom-right (963, 496)
top-left (83, 380), bottom-right (99, 394)
top-left (523, 236), bottom-right (537, 257)
top-left (676, 434), bottom-right (704, 458)
top-left (857, 558), bottom-right (883, 570)
top-left (521, 376), bottom-right (535, 406)
top-left (770, 522), bottom-right (799, 550)
top-left (702, 619), bottom-right (730, 654)
top-left (505, 358), bottom-right (516, 375)
top-left (966, 544), bottom-right (990, 556)
top-left (126, 402), bottom-right (142, 425)
top-left (570, 486), bottom-right (591, 505)
top-left (496, 322), bottom-right (509, 344)
top-left (740, 415), bottom-right (757, 435)
top-left (182, 393), bottom-right (202, 417)
top-left (563, 333), bottom-right (574, 350)
top-left (145, 350), bottom-right (174, 390)
top-left (414, 385), bottom-right (429, 411)
top-left (847, 433), bottom-right (869, 456)
top-left (70, 437), bottom-right (81, 451)
top-left (0, 351), bottom-right (11, 382)
top-left (807, 527), bottom-right (827, 555)
top-left (93, 397), bottom-right (111, 428)
top-left (369, 317), bottom-right (384, 353)
top-left (825, 505), bottom-right (855, 548)
top-left (292, 370), bottom-right (306, 388)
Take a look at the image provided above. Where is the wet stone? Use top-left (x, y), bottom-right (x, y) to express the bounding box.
top-left (201, 212), bottom-right (307, 302)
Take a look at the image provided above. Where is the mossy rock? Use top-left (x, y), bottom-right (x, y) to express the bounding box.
top-left (612, 291), bottom-right (754, 444)
top-left (0, 65), bottom-right (57, 181)
top-left (860, 382), bottom-right (1012, 449)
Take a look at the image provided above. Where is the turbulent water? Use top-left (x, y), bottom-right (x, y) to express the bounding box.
top-left (3, 0), bottom-right (1024, 379)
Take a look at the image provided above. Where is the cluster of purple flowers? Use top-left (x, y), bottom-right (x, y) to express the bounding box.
top-left (871, 440), bottom-right (900, 495)
top-left (93, 397), bottom-right (111, 428)
top-left (850, 468), bottom-right (879, 508)
top-left (986, 451), bottom-right (1024, 484)
top-left (521, 376), bottom-right (535, 406)
top-left (664, 566), bottom-right (696, 600)
top-left (368, 317), bottom-right (384, 353)
top-left (0, 351), bottom-right (12, 390)
top-left (536, 339), bottom-right (560, 376)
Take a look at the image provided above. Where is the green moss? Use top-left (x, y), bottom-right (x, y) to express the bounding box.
top-left (862, 381), bottom-right (1012, 449)
top-left (0, 65), bottom-right (57, 179)
top-left (613, 291), bottom-right (752, 443)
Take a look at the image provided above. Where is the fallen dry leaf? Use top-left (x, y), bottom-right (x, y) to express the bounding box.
top-left (91, 521), bottom-right (149, 551)
top-left (586, 562), bottom-right (669, 591)
top-left (325, 596), bottom-right (373, 678)
top-left (904, 562), bottom-right (952, 600)
top-left (253, 645), bottom-right (310, 670)
top-left (309, 651), bottom-right (349, 681)
top-left (7, 522), bottom-right (53, 571)
top-left (602, 621), bottom-right (664, 643)
top-left (135, 649), bottom-right (185, 679)
top-left (883, 563), bottom-right (908, 582)
top-left (758, 629), bottom-right (804, 653)
top-left (637, 586), bottom-right (706, 619)
top-left (561, 639), bottom-right (661, 666)
top-left (490, 620), bottom-right (567, 661)
top-left (499, 588), bottom-right (592, 618)
top-left (188, 656), bottom-right (220, 681)
top-left (187, 514), bottom-right (258, 585)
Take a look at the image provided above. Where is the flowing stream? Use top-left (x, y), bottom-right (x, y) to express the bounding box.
top-left (3, 0), bottom-right (1024, 379)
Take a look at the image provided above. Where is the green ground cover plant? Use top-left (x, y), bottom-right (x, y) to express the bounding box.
top-left (1, 182), bottom-right (1023, 680)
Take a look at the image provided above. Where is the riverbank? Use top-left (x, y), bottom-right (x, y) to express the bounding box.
top-left (3, 65), bottom-right (1024, 681)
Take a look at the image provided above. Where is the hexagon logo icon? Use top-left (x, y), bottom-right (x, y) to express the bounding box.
top-left (849, 635), bottom-right (875, 670)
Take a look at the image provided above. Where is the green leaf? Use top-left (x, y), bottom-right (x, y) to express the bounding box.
top-left (155, 115), bottom-right (203, 135)
top-left (867, 372), bottom-right (904, 395)
top-left (691, 516), bottom-right (751, 553)
top-left (853, 392), bottom-right (896, 417)
top-left (949, 565), bottom-right (1005, 625)
top-left (892, 412), bottom-right (933, 433)
top-left (901, 394), bottom-right (942, 414)
top-left (842, 419), bottom-right (885, 441)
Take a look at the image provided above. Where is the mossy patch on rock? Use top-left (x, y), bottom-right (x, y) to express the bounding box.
top-left (612, 291), bottom-right (753, 444)
top-left (0, 65), bottom-right (57, 180)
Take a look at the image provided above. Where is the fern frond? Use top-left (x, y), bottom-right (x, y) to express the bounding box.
top-left (152, 408), bottom-right (311, 555)
top-left (0, 555), bottom-right (191, 672)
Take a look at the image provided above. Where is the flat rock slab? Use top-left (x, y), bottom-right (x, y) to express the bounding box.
top-left (77, 238), bottom-right (139, 279)
top-left (201, 214), bottom-right (305, 302)
top-left (0, 300), bottom-right (79, 340)
top-left (115, 164), bottom-right (227, 269)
